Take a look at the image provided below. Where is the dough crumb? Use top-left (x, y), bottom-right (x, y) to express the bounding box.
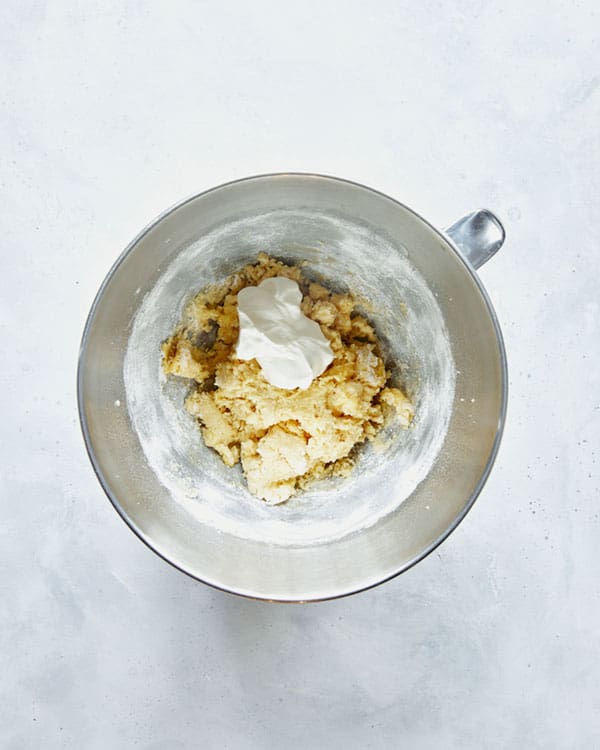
top-left (162, 254), bottom-right (414, 504)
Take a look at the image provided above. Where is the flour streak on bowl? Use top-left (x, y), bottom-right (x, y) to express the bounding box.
top-left (124, 209), bottom-right (455, 546)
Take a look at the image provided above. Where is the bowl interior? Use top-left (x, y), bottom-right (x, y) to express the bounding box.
top-left (124, 208), bottom-right (455, 546)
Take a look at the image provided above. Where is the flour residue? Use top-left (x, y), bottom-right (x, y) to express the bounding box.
top-left (123, 210), bottom-right (455, 546)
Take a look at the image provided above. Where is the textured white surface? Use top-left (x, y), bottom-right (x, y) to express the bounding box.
top-left (2, 1), bottom-right (599, 747)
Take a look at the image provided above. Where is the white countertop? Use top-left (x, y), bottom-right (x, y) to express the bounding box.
top-left (3, 2), bottom-right (599, 747)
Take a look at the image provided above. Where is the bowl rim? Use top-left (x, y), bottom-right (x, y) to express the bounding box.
top-left (77, 171), bottom-right (508, 603)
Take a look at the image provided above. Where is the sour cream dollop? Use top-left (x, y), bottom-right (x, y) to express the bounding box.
top-left (236, 277), bottom-right (334, 390)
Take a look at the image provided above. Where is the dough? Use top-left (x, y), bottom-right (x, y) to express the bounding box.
top-left (162, 253), bottom-right (414, 503)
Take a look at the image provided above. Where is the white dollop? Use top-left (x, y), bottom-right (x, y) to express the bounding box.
top-left (236, 277), bottom-right (334, 390)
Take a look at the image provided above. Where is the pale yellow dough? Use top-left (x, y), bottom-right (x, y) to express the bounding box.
top-left (162, 253), bottom-right (414, 503)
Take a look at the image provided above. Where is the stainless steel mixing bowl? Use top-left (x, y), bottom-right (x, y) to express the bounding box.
top-left (78, 174), bottom-right (507, 601)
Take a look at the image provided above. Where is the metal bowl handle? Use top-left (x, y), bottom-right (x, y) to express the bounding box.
top-left (445, 209), bottom-right (505, 269)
